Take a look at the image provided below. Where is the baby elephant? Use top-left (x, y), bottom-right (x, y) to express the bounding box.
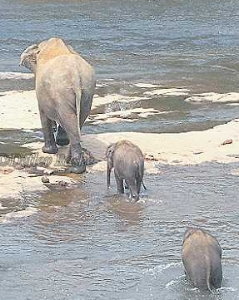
top-left (106, 140), bottom-right (145, 201)
top-left (182, 228), bottom-right (222, 291)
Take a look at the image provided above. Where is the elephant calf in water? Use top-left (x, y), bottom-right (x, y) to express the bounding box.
top-left (20, 38), bottom-right (96, 173)
top-left (105, 140), bottom-right (145, 201)
top-left (182, 228), bottom-right (222, 291)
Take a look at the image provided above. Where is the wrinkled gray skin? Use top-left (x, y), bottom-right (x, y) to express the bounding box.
top-left (20, 38), bottom-right (96, 173)
top-left (106, 140), bottom-right (145, 201)
top-left (182, 228), bottom-right (222, 291)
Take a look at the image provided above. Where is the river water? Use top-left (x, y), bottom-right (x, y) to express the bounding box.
top-left (1, 164), bottom-right (239, 299)
top-left (1, 0), bottom-right (239, 299)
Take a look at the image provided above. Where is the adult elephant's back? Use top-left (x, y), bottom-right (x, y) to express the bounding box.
top-left (36, 53), bottom-right (96, 129)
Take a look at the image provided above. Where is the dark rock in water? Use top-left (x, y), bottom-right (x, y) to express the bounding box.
top-left (41, 176), bottom-right (50, 184)
top-left (221, 139), bottom-right (233, 146)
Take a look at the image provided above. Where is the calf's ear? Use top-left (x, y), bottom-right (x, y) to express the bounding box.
top-left (105, 143), bottom-right (115, 158)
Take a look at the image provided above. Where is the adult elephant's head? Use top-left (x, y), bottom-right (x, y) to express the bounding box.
top-left (19, 44), bottom-right (40, 73)
top-left (20, 38), bottom-right (75, 73)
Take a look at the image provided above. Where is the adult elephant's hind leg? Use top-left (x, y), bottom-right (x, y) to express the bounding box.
top-left (56, 125), bottom-right (70, 146)
top-left (136, 176), bottom-right (142, 195)
top-left (127, 178), bottom-right (139, 201)
top-left (40, 111), bottom-right (58, 154)
top-left (115, 173), bottom-right (124, 194)
top-left (61, 113), bottom-right (86, 174)
top-left (79, 91), bottom-right (93, 129)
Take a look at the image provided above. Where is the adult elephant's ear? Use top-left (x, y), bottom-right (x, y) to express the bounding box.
top-left (19, 44), bottom-right (40, 73)
top-left (66, 44), bottom-right (79, 55)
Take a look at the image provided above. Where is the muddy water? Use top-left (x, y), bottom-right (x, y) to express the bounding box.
top-left (0, 163), bottom-right (239, 299)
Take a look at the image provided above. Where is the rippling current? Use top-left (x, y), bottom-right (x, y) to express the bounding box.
top-left (1, 0), bottom-right (239, 91)
top-left (1, 0), bottom-right (239, 299)
top-left (1, 163), bottom-right (239, 299)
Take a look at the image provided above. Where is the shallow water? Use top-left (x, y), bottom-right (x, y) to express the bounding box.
top-left (0, 163), bottom-right (239, 299)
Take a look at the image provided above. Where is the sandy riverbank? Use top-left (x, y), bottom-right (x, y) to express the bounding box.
top-left (1, 88), bottom-right (239, 200)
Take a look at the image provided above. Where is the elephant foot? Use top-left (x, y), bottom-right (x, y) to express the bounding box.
top-left (66, 147), bottom-right (98, 166)
top-left (42, 145), bottom-right (58, 154)
top-left (66, 152), bottom-right (86, 174)
top-left (130, 194), bottom-right (139, 202)
top-left (131, 196), bottom-right (139, 202)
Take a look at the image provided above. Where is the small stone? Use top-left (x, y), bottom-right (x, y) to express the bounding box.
top-left (172, 160), bottom-right (181, 164)
top-left (221, 139), bottom-right (233, 146)
top-left (193, 151), bottom-right (203, 155)
top-left (145, 154), bottom-right (157, 161)
top-left (41, 176), bottom-right (50, 184)
top-left (0, 167), bottom-right (14, 174)
top-left (58, 180), bottom-right (68, 187)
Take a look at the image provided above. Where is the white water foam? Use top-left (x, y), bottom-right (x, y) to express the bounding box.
top-left (0, 72), bottom-right (34, 80)
top-left (185, 92), bottom-right (239, 103)
top-left (133, 83), bottom-right (160, 88)
top-left (2, 207), bottom-right (38, 223)
top-left (145, 262), bottom-right (181, 275)
top-left (165, 275), bottom-right (185, 289)
top-left (91, 108), bottom-right (162, 125)
top-left (0, 203), bottom-right (6, 210)
top-left (144, 88), bottom-right (189, 97)
top-left (93, 94), bottom-right (148, 109)
top-left (219, 287), bottom-right (237, 292)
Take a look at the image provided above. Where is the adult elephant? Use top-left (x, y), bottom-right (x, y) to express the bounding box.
top-left (20, 38), bottom-right (96, 173)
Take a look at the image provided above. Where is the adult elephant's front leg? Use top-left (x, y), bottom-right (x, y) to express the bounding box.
top-left (39, 110), bottom-right (58, 154)
top-left (62, 113), bottom-right (86, 174)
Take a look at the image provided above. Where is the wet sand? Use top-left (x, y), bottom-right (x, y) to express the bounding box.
top-left (1, 88), bottom-right (239, 199)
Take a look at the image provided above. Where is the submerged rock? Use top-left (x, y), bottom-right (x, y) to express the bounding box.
top-left (41, 176), bottom-right (50, 184)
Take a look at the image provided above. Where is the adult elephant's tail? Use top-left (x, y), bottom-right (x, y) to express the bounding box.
top-left (75, 88), bottom-right (82, 137)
